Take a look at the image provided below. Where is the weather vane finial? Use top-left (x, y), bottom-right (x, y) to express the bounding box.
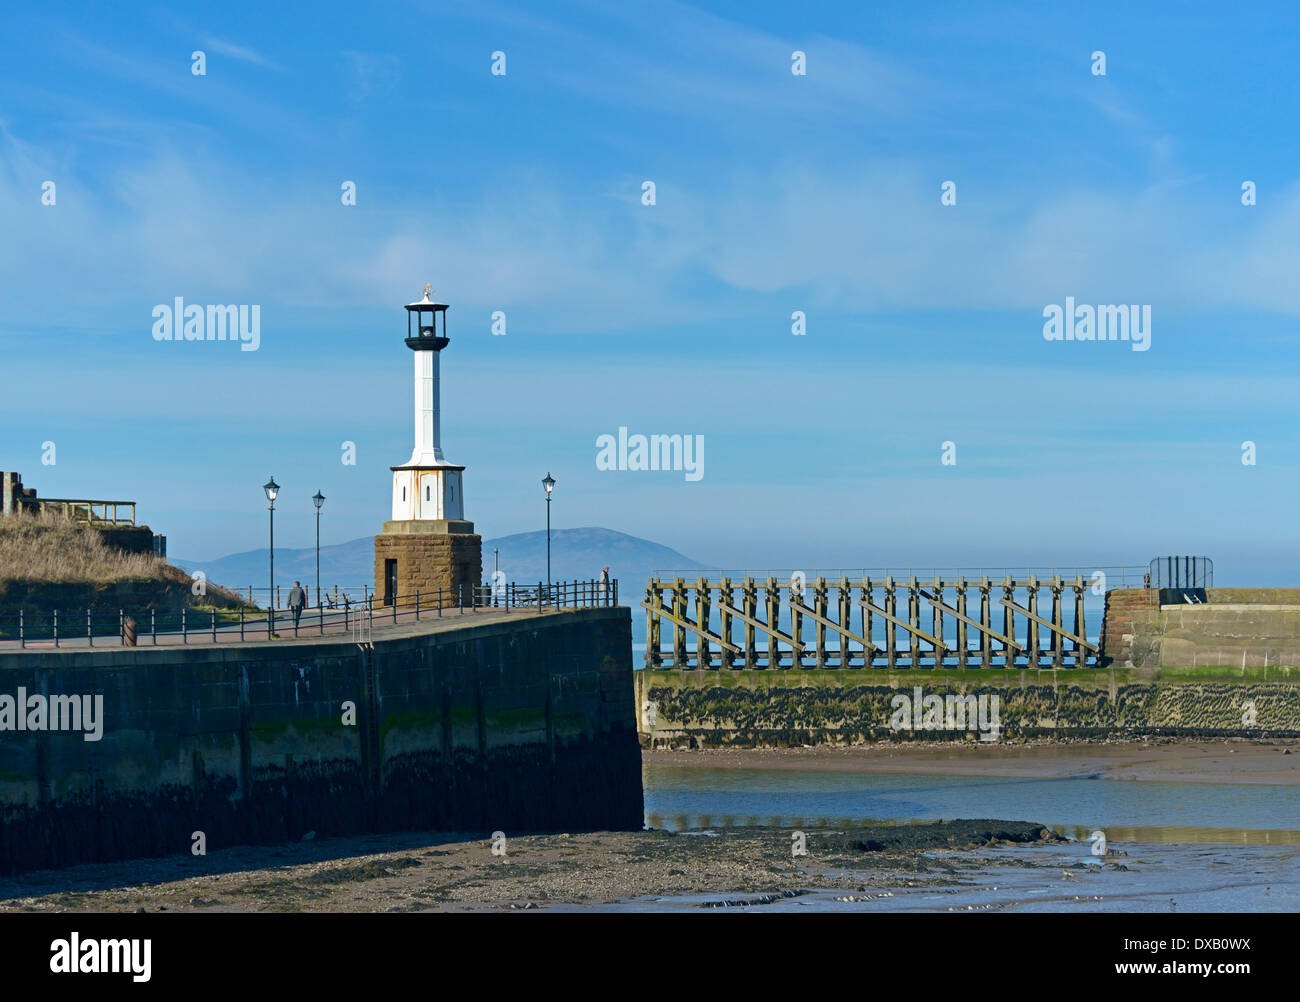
top-left (422, 282), bottom-right (433, 301)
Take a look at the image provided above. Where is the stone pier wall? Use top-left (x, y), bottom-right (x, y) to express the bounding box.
top-left (0, 607), bottom-right (641, 875)
top-left (1102, 587), bottom-right (1300, 672)
top-left (636, 667), bottom-right (1300, 748)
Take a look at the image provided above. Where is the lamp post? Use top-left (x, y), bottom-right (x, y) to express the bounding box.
top-left (542, 472), bottom-right (555, 593)
top-left (493, 547), bottom-right (499, 607)
top-left (263, 476), bottom-right (279, 634)
top-left (313, 490), bottom-right (325, 609)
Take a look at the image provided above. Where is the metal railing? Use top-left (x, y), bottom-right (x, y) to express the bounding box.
top-left (653, 565), bottom-right (1150, 588)
top-left (1148, 556), bottom-right (1213, 590)
top-left (236, 585), bottom-right (373, 609)
top-left (0, 578), bottom-right (619, 650)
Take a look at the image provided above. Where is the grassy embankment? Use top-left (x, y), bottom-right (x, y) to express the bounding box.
top-left (0, 513), bottom-right (250, 637)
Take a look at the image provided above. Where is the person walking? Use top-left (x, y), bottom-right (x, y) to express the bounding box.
top-left (288, 580), bottom-right (306, 634)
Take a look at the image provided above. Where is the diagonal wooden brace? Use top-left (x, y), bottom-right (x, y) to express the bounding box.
top-left (998, 598), bottom-right (1097, 653)
top-left (858, 599), bottom-right (946, 660)
top-left (715, 600), bottom-right (804, 654)
top-left (640, 600), bottom-right (742, 655)
top-left (789, 599), bottom-right (879, 656)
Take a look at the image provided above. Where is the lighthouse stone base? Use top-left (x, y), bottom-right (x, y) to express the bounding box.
top-left (374, 520), bottom-right (482, 607)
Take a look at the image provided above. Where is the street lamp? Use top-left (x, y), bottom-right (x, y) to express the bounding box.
top-left (542, 472), bottom-right (555, 592)
top-left (263, 476), bottom-right (279, 634)
top-left (313, 490), bottom-right (326, 609)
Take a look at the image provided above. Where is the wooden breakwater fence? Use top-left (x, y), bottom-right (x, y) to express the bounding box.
top-left (642, 567), bottom-right (1148, 670)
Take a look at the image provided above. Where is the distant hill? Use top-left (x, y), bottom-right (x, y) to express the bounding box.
top-left (175, 526), bottom-right (707, 605)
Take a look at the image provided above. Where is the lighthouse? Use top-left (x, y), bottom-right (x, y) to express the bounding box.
top-left (373, 285), bottom-right (482, 607)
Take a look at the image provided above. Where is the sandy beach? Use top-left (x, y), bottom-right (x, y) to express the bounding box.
top-left (645, 738), bottom-right (1300, 786)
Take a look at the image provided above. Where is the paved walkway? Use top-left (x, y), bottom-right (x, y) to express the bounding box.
top-left (0, 602), bottom-right (600, 652)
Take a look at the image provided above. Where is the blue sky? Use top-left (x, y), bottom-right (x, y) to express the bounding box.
top-left (3, 0), bottom-right (1300, 582)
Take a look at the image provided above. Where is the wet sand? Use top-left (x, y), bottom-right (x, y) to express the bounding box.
top-left (646, 738), bottom-right (1300, 785)
top-left (0, 821), bottom-right (1067, 913)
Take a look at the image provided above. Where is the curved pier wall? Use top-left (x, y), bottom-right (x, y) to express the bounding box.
top-left (0, 608), bottom-right (641, 875)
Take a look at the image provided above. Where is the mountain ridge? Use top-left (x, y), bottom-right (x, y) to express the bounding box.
top-left (174, 526), bottom-right (706, 595)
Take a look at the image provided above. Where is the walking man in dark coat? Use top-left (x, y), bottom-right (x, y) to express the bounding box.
top-left (288, 581), bottom-right (306, 634)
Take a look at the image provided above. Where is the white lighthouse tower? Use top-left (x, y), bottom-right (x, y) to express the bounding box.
top-left (374, 285), bottom-right (481, 607)
top-left (390, 284), bottom-right (466, 522)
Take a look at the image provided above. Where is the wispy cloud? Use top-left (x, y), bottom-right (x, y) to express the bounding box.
top-left (197, 35), bottom-right (281, 70)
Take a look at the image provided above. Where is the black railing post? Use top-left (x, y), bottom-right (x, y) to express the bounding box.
top-left (182, 607), bottom-right (187, 644)
top-left (18, 609), bottom-right (24, 649)
top-left (53, 609), bottom-right (59, 648)
top-left (87, 608), bottom-right (93, 647)
top-left (151, 608), bottom-right (157, 645)
top-left (212, 610), bottom-right (217, 644)
top-left (240, 607), bottom-right (245, 643)
top-left (416, 590), bottom-right (421, 621)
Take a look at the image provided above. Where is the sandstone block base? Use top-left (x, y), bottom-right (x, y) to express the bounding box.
top-left (375, 522), bottom-right (482, 606)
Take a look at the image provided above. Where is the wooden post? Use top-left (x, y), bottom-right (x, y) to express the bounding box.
top-left (931, 577), bottom-right (943, 668)
top-left (838, 578), bottom-right (852, 667)
top-left (980, 577), bottom-right (992, 667)
top-left (766, 578), bottom-right (781, 668)
top-left (862, 578), bottom-right (873, 668)
top-left (1026, 576), bottom-right (1039, 667)
top-left (1001, 578), bottom-right (1015, 667)
top-left (1052, 577), bottom-right (1064, 668)
top-left (885, 578), bottom-right (897, 669)
top-left (742, 578), bottom-right (757, 668)
top-left (647, 580), bottom-right (661, 667)
top-left (719, 577), bottom-right (734, 669)
top-left (1073, 577), bottom-right (1087, 666)
top-left (956, 578), bottom-right (968, 668)
top-left (908, 577), bottom-right (920, 668)
top-left (696, 578), bottom-right (712, 669)
top-left (671, 578), bottom-right (687, 667)
top-left (814, 578), bottom-right (828, 668)
top-left (789, 577), bottom-right (803, 669)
